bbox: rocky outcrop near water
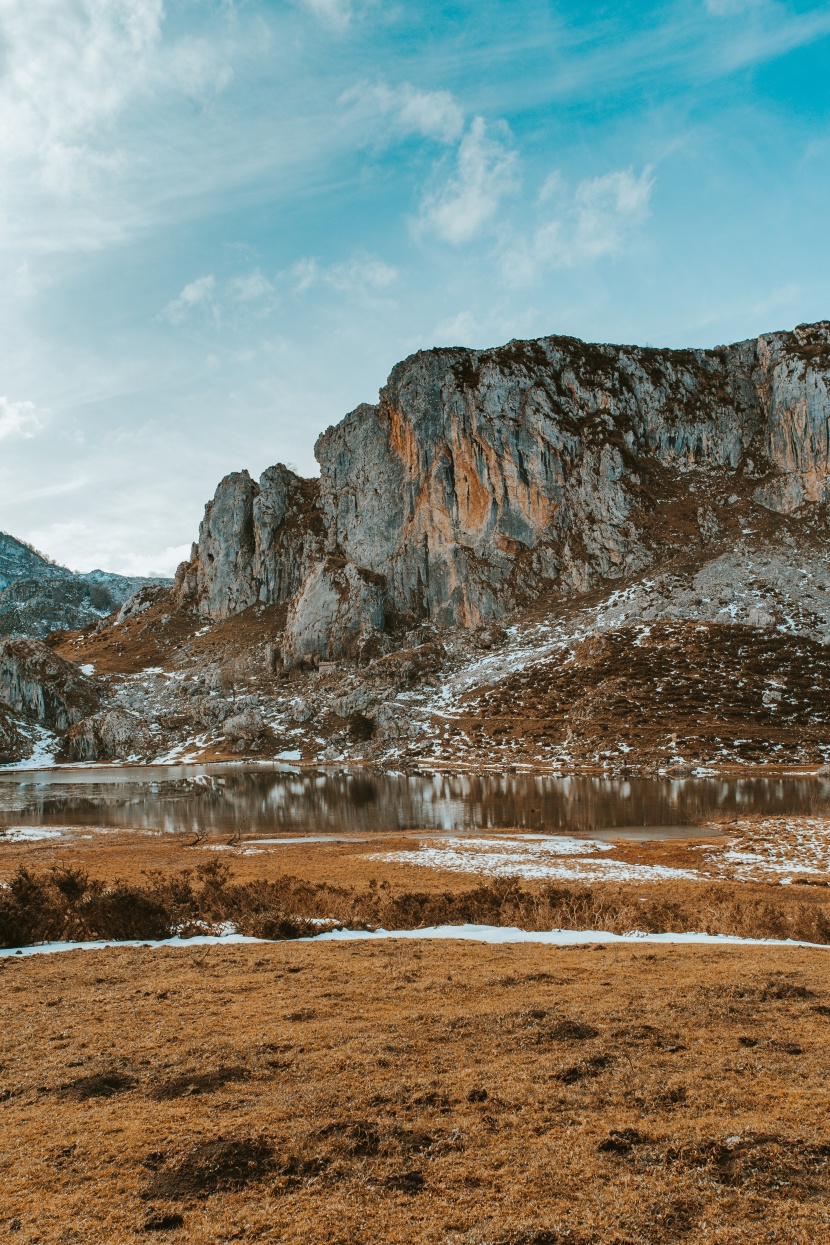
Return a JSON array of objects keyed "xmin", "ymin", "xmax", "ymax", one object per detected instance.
[
  {"xmin": 0, "ymin": 637, "xmax": 101, "ymax": 731},
  {"xmin": 63, "ymin": 707, "xmax": 151, "ymax": 763},
  {"xmin": 18, "ymin": 318, "xmax": 828, "ymax": 775},
  {"xmin": 174, "ymin": 322, "xmax": 830, "ymax": 661}
]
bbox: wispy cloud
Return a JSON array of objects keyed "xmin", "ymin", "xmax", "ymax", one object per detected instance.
[
  {"xmin": 161, "ymin": 275, "xmax": 219, "ymax": 326},
  {"xmin": 341, "ymin": 81, "xmax": 464, "ymax": 144},
  {"xmin": 704, "ymin": 0, "xmax": 766, "ymax": 14},
  {"xmin": 418, "ymin": 117, "xmax": 519, "ymax": 244},
  {"xmin": 290, "ymin": 255, "xmax": 397, "ymax": 294},
  {"xmin": 0, "ymin": 0, "xmax": 236, "ymax": 255},
  {"xmin": 0, "ymin": 396, "xmax": 42, "ymax": 442},
  {"xmin": 228, "ymin": 269, "xmax": 276, "ymax": 303},
  {"xmin": 504, "ymin": 166, "xmax": 655, "ymax": 284},
  {"xmin": 296, "ymin": 0, "xmax": 353, "ymax": 30}
]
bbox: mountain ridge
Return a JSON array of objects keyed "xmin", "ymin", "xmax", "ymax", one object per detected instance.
[{"xmin": 0, "ymin": 530, "xmax": 171, "ymax": 640}]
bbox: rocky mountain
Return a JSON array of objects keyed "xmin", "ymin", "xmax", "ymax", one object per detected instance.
[
  {"xmin": 0, "ymin": 531, "xmax": 170, "ymax": 639},
  {"xmin": 3, "ymin": 319, "xmax": 830, "ymax": 773},
  {"xmin": 174, "ymin": 321, "xmax": 830, "ymax": 658}
]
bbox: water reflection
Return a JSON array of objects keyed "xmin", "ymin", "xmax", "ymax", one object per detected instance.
[{"xmin": 0, "ymin": 765, "xmax": 827, "ymax": 838}]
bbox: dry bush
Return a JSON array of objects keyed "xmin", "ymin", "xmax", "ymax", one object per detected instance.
[{"xmin": 4, "ymin": 861, "xmax": 830, "ymax": 948}]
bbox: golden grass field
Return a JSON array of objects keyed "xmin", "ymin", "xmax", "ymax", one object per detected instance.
[
  {"xmin": 3, "ymin": 822, "xmax": 830, "ymax": 1243},
  {"xmin": 3, "ymin": 936, "xmax": 830, "ymax": 1244}
]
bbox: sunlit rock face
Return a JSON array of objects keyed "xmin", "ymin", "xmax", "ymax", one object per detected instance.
[
  {"xmin": 178, "ymin": 322, "xmax": 830, "ymax": 650},
  {"xmin": 755, "ymin": 323, "xmax": 830, "ymax": 512}
]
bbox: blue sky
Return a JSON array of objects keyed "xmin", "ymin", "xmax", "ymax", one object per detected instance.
[{"xmin": 0, "ymin": 0, "xmax": 828, "ymax": 576}]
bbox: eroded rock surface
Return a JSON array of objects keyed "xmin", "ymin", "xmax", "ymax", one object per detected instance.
[
  {"xmin": 63, "ymin": 707, "xmax": 151, "ymax": 763},
  {"xmin": 0, "ymin": 637, "xmax": 101, "ymax": 730},
  {"xmin": 282, "ymin": 558, "xmax": 387, "ymax": 666},
  {"xmin": 179, "ymin": 466, "xmax": 324, "ymax": 619}
]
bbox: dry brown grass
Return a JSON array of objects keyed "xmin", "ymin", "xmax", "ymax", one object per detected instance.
[{"xmin": 2, "ymin": 939, "xmax": 830, "ymax": 1243}]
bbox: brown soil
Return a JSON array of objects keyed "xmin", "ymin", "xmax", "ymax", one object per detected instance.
[
  {"xmin": 3, "ymin": 938, "xmax": 830, "ymax": 1243},
  {"xmin": 449, "ymin": 621, "xmax": 830, "ymax": 769},
  {"xmin": 51, "ymin": 599, "xmax": 289, "ymax": 680}
]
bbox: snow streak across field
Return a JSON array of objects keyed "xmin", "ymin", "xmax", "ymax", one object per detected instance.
[
  {"xmin": 370, "ymin": 835, "xmax": 700, "ymax": 883},
  {"xmin": 371, "ymin": 820, "xmax": 830, "ymax": 885},
  {"xmin": 709, "ymin": 818, "xmax": 830, "ymax": 881}
]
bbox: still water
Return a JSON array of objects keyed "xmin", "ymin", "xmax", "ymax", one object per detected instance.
[{"xmin": 0, "ymin": 763, "xmax": 826, "ymax": 840}]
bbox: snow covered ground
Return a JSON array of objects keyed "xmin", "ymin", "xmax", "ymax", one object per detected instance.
[
  {"xmin": 370, "ymin": 821, "xmax": 830, "ymax": 885},
  {"xmin": 703, "ymin": 817, "xmax": 830, "ymax": 882}
]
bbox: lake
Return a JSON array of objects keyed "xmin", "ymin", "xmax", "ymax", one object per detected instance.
[{"xmin": 0, "ymin": 764, "xmax": 826, "ymax": 841}]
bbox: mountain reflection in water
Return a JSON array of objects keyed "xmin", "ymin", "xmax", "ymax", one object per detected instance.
[{"xmin": 0, "ymin": 766, "xmax": 828, "ymax": 839}]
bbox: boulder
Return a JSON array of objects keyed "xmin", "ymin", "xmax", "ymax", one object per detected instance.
[
  {"xmin": 63, "ymin": 708, "xmax": 152, "ymax": 762},
  {"xmin": 222, "ymin": 708, "xmax": 264, "ymax": 743},
  {"xmin": 115, "ymin": 583, "xmax": 170, "ymax": 624}
]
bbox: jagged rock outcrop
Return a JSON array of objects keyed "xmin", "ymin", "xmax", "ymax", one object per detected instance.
[
  {"xmin": 115, "ymin": 583, "xmax": 169, "ymax": 625},
  {"xmin": 175, "ymin": 321, "xmax": 830, "ymax": 655},
  {"xmin": 63, "ymin": 707, "xmax": 150, "ymax": 762},
  {"xmin": 0, "ymin": 702, "xmax": 30, "ymax": 765},
  {"xmin": 0, "ymin": 637, "xmax": 102, "ymax": 730},
  {"xmin": 177, "ymin": 465, "xmax": 324, "ymax": 618}
]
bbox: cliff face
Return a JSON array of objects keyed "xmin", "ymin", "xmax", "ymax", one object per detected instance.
[
  {"xmin": 177, "ymin": 322, "xmax": 830, "ymax": 656},
  {"xmin": 182, "ymin": 465, "xmax": 324, "ymax": 621},
  {"xmin": 0, "ymin": 637, "xmax": 101, "ymax": 732}
]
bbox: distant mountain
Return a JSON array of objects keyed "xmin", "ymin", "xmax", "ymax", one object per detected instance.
[
  {"xmin": 0, "ymin": 531, "xmax": 171, "ymax": 639},
  {"xmin": 0, "ymin": 532, "xmax": 65, "ymax": 592}
]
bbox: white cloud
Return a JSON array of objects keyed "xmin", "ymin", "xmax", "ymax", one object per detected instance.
[
  {"xmin": 0, "ymin": 2, "xmax": 165, "ymax": 179},
  {"xmin": 0, "ymin": 396, "xmax": 42, "ymax": 442},
  {"xmin": 341, "ymin": 81, "xmax": 464, "ymax": 144},
  {"xmin": 505, "ymin": 166, "xmax": 655, "ymax": 284},
  {"xmin": 297, "ymin": 0, "xmax": 352, "ymax": 30},
  {"xmin": 290, "ymin": 255, "xmax": 397, "ymax": 295},
  {"xmin": 0, "ymin": 0, "xmax": 235, "ymax": 254},
  {"xmin": 419, "ymin": 117, "xmax": 519, "ymax": 245},
  {"xmin": 228, "ymin": 269, "xmax": 275, "ymax": 303},
  {"xmin": 704, "ymin": 0, "xmax": 766, "ymax": 13},
  {"xmin": 161, "ymin": 275, "xmax": 219, "ymax": 325},
  {"xmin": 571, "ymin": 166, "xmax": 655, "ymax": 260}
]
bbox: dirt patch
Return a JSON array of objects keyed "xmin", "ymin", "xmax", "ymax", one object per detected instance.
[
  {"xmin": 149, "ymin": 1066, "xmax": 250, "ymax": 1101},
  {"xmin": 60, "ymin": 1070, "xmax": 135, "ymax": 1100},
  {"xmin": 666, "ymin": 1133, "xmax": 830, "ymax": 1194},
  {"xmin": 140, "ymin": 1212, "xmax": 185, "ymax": 1232},
  {"xmin": 554, "ymin": 1053, "xmax": 613, "ymax": 1084},
  {"xmin": 144, "ymin": 1137, "xmax": 276, "ymax": 1201}
]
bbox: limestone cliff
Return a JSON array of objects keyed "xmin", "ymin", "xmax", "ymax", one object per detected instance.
[
  {"xmin": 0, "ymin": 637, "xmax": 101, "ymax": 731},
  {"xmin": 176, "ymin": 321, "xmax": 830, "ymax": 657}
]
